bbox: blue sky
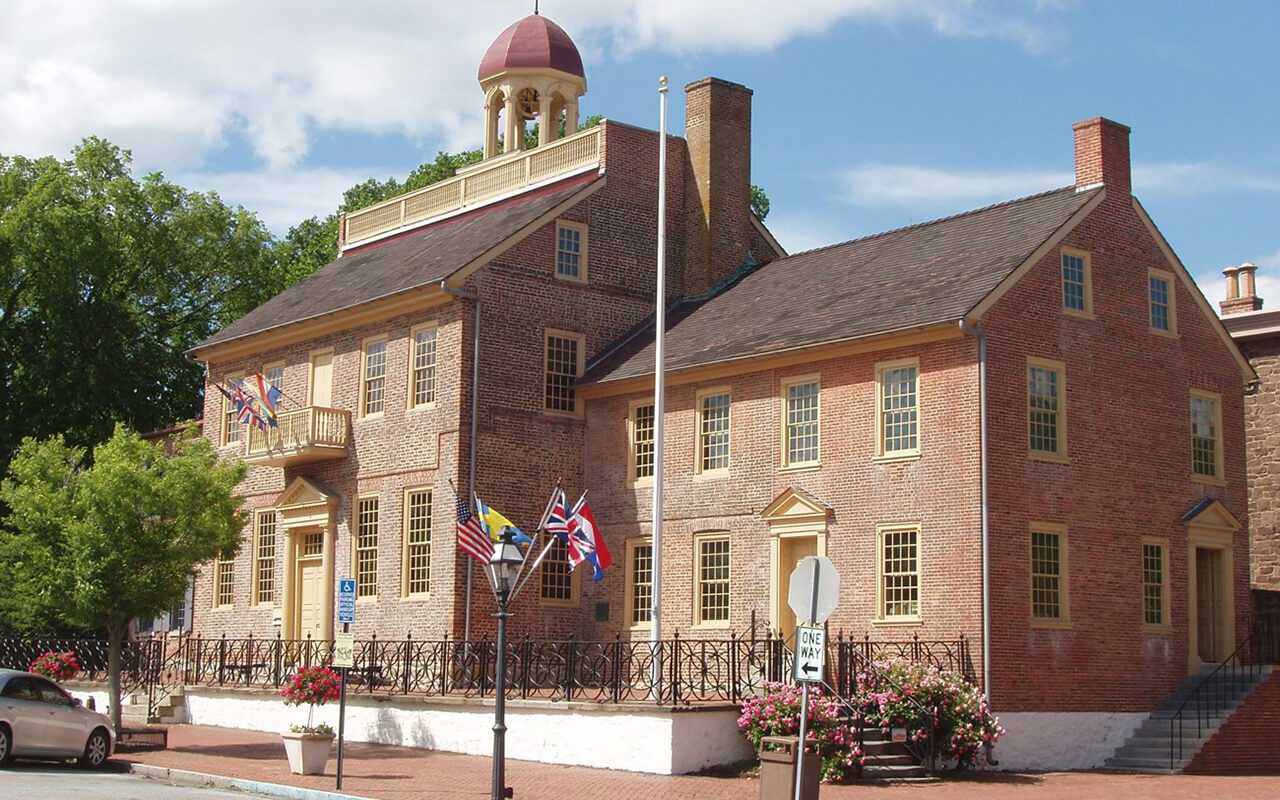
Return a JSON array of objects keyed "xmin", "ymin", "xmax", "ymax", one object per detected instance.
[{"xmin": 3, "ymin": 1, "xmax": 1277, "ymax": 305}]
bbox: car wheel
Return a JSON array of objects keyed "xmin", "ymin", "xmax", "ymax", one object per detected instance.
[
  {"xmin": 79, "ymin": 728, "xmax": 110, "ymax": 769},
  {"xmin": 0, "ymin": 723, "xmax": 12, "ymax": 766}
]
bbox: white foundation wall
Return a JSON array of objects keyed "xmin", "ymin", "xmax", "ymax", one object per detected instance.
[
  {"xmin": 990, "ymin": 712, "xmax": 1147, "ymax": 771},
  {"xmin": 183, "ymin": 689, "xmax": 751, "ymax": 775}
]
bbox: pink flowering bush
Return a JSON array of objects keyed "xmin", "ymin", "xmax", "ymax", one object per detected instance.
[
  {"xmin": 281, "ymin": 666, "xmax": 341, "ymax": 734},
  {"xmin": 29, "ymin": 651, "xmax": 80, "ymax": 682},
  {"xmin": 738, "ymin": 681, "xmax": 863, "ymax": 783},
  {"xmin": 855, "ymin": 659, "xmax": 1002, "ymax": 768}
]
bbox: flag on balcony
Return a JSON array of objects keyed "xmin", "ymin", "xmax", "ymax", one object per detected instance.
[
  {"xmin": 238, "ymin": 375, "xmax": 282, "ymax": 428},
  {"xmin": 567, "ymin": 494, "xmax": 610, "ymax": 582},
  {"xmin": 475, "ymin": 494, "xmax": 533, "ymax": 547},
  {"xmin": 455, "ymin": 490, "xmax": 492, "ymax": 564},
  {"xmin": 222, "ymin": 380, "xmax": 267, "ymax": 431}
]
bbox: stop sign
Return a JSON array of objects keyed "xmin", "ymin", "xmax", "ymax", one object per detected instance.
[{"xmin": 787, "ymin": 556, "xmax": 839, "ymax": 624}]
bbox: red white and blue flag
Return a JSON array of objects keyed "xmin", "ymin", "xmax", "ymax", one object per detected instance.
[
  {"xmin": 455, "ymin": 490, "xmax": 493, "ymax": 564},
  {"xmin": 547, "ymin": 489, "xmax": 611, "ymax": 582}
]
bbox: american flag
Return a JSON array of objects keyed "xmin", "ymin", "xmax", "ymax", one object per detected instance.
[{"xmin": 456, "ymin": 491, "xmax": 493, "ymax": 564}]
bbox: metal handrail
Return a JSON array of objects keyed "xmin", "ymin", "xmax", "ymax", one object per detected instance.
[{"xmin": 1168, "ymin": 621, "xmax": 1268, "ymax": 770}]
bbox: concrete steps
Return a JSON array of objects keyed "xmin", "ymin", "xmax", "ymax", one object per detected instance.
[{"xmin": 859, "ymin": 732, "xmax": 931, "ymax": 781}]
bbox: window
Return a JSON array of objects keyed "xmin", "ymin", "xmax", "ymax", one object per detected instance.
[
  {"xmin": 697, "ymin": 389, "xmax": 731, "ymax": 474},
  {"xmin": 264, "ymin": 363, "xmax": 284, "ymax": 391},
  {"xmin": 254, "ymin": 511, "xmax": 276, "ymax": 605},
  {"xmin": 630, "ymin": 401, "xmax": 655, "ymax": 482},
  {"xmin": 877, "ymin": 525, "xmax": 920, "ymax": 621},
  {"xmin": 1061, "ymin": 248, "xmax": 1092, "ymax": 315},
  {"xmin": 1149, "ymin": 270, "xmax": 1176, "ymax": 334},
  {"xmin": 626, "ymin": 538, "xmax": 654, "ymax": 627},
  {"xmin": 544, "ymin": 331, "xmax": 583, "ymax": 414},
  {"xmin": 410, "ymin": 325, "xmax": 437, "ymax": 408},
  {"xmin": 1191, "ymin": 390, "xmax": 1223, "ymax": 482},
  {"xmin": 404, "ymin": 489, "xmax": 431, "ymax": 596},
  {"xmin": 361, "ymin": 338, "xmax": 387, "ymax": 417},
  {"xmin": 540, "ymin": 538, "xmax": 576, "ymax": 604},
  {"xmin": 555, "ymin": 220, "xmax": 588, "ymax": 282},
  {"xmin": 221, "ymin": 373, "xmax": 242, "ymax": 446},
  {"xmin": 356, "ymin": 496, "xmax": 379, "ymax": 599},
  {"xmin": 877, "ymin": 361, "xmax": 919, "ymax": 458},
  {"xmin": 214, "ymin": 555, "xmax": 234, "ymax": 608},
  {"xmin": 302, "ymin": 531, "xmax": 324, "ymax": 556},
  {"xmin": 1027, "ymin": 358, "xmax": 1067, "ymax": 460},
  {"xmin": 1143, "ymin": 538, "xmax": 1169, "ymax": 628},
  {"xmin": 694, "ymin": 534, "xmax": 730, "ymax": 626},
  {"xmin": 782, "ymin": 377, "xmax": 820, "ymax": 467},
  {"xmin": 1030, "ymin": 525, "xmax": 1069, "ymax": 624}
]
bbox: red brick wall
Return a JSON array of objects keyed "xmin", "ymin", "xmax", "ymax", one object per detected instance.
[
  {"xmin": 1185, "ymin": 669, "xmax": 1280, "ymax": 774},
  {"xmin": 982, "ymin": 186, "xmax": 1250, "ymax": 712}
]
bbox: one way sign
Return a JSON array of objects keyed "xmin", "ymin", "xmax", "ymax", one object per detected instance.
[{"xmin": 793, "ymin": 625, "xmax": 826, "ymax": 683}]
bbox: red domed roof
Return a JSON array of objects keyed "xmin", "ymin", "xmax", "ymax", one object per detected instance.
[{"xmin": 478, "ymin": 14, "xmax": 584, "ymax": 81}]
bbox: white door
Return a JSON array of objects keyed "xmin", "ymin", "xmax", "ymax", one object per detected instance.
[
  {"xmin": 297, "ymin": 561, "xmax": 325, "ymax": 640},
  {"xmin": 310, "ymin": 352, "xmax": 333, "ymax": 408}
]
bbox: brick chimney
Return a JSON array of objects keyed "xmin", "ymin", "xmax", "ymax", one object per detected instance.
[
  {"xmin": 1073, "ymin": 117, "xmax": 1131, "ymax": 195},
  {"xmin": 683, "ymin": 77, "xmax": 753, "ymax": 298},
  {"xmin": 1221, "ymin": 262, "xmax": 1264, "ymax": 315}
]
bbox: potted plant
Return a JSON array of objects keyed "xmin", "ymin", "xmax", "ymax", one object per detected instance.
[
  {"xmin": 29, "ymin": 651, "xmax": 80, "ymax": 682},
  {"xmin": 280, "ymin": 665, "xmax": 341, "ymax": 774}
]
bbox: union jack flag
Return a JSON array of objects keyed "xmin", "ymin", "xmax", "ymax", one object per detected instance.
[
  {"xmin": 455, "ymin": 490, "xmax": 493, "ymax": 564},
  {"xmin": 545, "ymin": 489, "xmax": 611, "ymax": 582}
]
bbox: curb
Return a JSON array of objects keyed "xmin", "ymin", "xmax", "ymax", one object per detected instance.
[{"xmin": 127, "ymin": 762, "xmax": 377, "ymax": 800}]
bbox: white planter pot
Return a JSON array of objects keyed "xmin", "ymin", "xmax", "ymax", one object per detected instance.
[{"xmin": 281, "ymin": 731, "xmax": 334, "ymax": 775}]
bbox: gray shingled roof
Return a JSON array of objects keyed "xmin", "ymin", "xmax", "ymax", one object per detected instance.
[
  {"xmin": 583, "ymin": 186, "xmax": 1100, "ymax": 385},
  {"xmin": 192, "ymin": 177, "xmax": 600, "ymax": 353}
]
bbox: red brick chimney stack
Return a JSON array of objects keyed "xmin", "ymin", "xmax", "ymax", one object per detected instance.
[
  {"xmin": 1221, "ymin": 262, "xmax": 1264, "ymax": 315},
  {"xmin": 1073, "ymin": 117, "xmax": 1131, "ymax": 196},
  {"xmin": 683, "ymin": 77, "xmax": 753, "ymax": 297}
]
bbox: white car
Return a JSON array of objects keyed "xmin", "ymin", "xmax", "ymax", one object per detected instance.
[{"xmin": 0, "ymin": 668, "xmax": 115, "ymax": 768}]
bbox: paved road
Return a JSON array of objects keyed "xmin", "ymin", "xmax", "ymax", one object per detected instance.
[{"xmin": 2, "ymin": 762, "xmax": 277, "ymax": 799}]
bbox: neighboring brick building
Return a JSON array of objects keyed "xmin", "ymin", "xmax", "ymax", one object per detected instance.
[{"xmin": 186, "ymin": 11, "xmax": 1255, "ymax": 767}]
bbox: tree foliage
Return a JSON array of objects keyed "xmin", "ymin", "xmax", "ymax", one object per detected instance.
[
  {"xmin": 0, "ymin": 139, "xmax": 280, "ymax": 473},
  {"xmin": 0, "ymin": 425, "xmax": 246, "ymax": 726}
]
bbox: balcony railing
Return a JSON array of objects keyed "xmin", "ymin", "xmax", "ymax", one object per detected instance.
[
  {"xmin": 341, "ymin": 125, "xmax": 602, "ymax": 248},
  {"xmin": 244, "ymin": 406, "xmax": 351, "ymax": 467}
]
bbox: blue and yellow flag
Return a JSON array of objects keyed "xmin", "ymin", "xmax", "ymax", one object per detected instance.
[{"xmin": 475, "ymin": 494, "xmax": 533, "ymax": 546}]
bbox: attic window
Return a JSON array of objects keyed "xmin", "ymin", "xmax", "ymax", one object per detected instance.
[
  {"xmin": 555, "ymin": 220, "xmax": 588, "ymax": 283},
  {"xmin": 1061, "ymin": 248, "xmax": 1093, "ymax": 317}
]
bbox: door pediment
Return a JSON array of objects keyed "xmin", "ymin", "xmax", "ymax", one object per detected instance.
[
  {"xmin": 761, "ymin": 487, "xmax": 832, "ymax": 531},
  {"xmin": 275, "ymin": 477, "xmax": 340, "ymax": 529},
  {"xmin": 1182, "ymin": 498, "xmax": 1241, "ymax": 532}
]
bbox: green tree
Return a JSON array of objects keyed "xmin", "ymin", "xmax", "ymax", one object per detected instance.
[
  {"xmin": 750, "ymin": 184, "xmax": 770, "ymax": 220},
  {"xmin": 0, "ymin": 425, "xmax": 247, "ymax": 728},
  {"xmin": 0, "ymin": 138, "xmax": 280, "ymax": 473}
]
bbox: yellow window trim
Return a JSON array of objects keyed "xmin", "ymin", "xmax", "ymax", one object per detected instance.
[
  {"xmin": 359, "ymin": 335, "xmax": 389, "ymax": 419},
  {"xmin": 407, "ymin": 322, "xmax": 439, "ymax": 411},
  {"xmin": 625, "ymin": 536, "xmax": 654, "ymax": 630},
  {"xmin": 1147, "ymin": 267, "xmax": 1179, "ymax": 338},
  {"xmin": 252, "ymin": 509, "xmax": 276, "ymax": 607},
  {"xmin": 554, "ymin": 219, "xmax": 589, "ymax": 284},
  {"xmin": 401, "ymin": 486, "xmax": 432, "ymax": 598},
  {"xmin": 1060, "ymin": 246, "xmax": 1095, "ymax": 319},
  {"xmin": 1027, "ymin": 356, "xmax": 1069, "ymax": 463},
  {"xmin": 220, "ymin": 371, "xmax": 244, "ymax": 448},
  {"xmin": 543, "ymin": 328, "xmax": 585, "ymax": 419},
  {"xmin": 780, "ymin": 374, "xmax": 821, "ymax": 469},
  {"xmin": 874, "ymin": 358, "xmax": 921, "ymax": 460},
  {"xmin": 353, "ymin": 492, "xmax": 380, "ymax": 601},
  {"xmin": 213, "ymin": 555, "xmax": 235, "ymax": 609},
  {"xmin": 1141, "ymin": 535, "xmax": 1171, "ymax": 632},
  {"xmin": 539, "ymin": 537, "xmax": 581, "ymax": 608},
  {"xmin": 1189, "ymin": 388, "xmax": 1225, "ymax": 484},
  {"xmin": 875, "ymin": 522, "xmax": 922, "ymax": 623},
  {"xmin": 628, "ymin": 398, "xmax": 656, "ymax": 486},
  {"xmin": 695, "ymin": 386, "xmax": 732, "ymax": 478},
  {"xmin": 1029, "ymin": 522, "xmax": 1071, "ymax": 628},
  {"xmin": 692, "ymin": 531, "xmax": 731, "ymax": 628}
]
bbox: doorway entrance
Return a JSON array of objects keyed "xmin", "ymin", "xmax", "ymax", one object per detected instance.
[
  {"xmin": 778, "ymin": 536, "xmax": 817, "ymax": 639},
  {"xmin": 274, "ymin": 476, "xmax": 339, "ymax": 641},
  {"xmin": 295, "ymin": 530, "xmax": 326, "ymax": 640},
  {"xmin": 1184, "ymin": 499, "xmax": 1240, "ymax": 673},
  {"xmin": 1195, "ymin": 547, "xmax": 1225, "ymax": 664},
  {"xmin": 761, "ymin": 487, "xmax": 832, "ymax": 642}
]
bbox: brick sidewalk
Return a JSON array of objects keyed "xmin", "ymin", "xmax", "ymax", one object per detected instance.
[{"xmin": 118, "ymin": 725, "xmax": 1280, "ymax": 800}]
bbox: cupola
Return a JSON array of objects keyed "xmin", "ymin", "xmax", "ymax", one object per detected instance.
[{"xmin": 477, "ymin": 13, "xmax": 587, "ymax": 159}]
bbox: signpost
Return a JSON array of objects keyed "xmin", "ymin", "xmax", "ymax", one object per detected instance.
[
  {"xmin": 786, "ymin": 557, "xmax": 840, "ymax": 800},
  {"xmin": 335, "ymin": 579, "xmax": 356, "ymax": 790}
]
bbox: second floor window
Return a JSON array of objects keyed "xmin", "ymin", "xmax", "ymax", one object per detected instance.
[
  {"xmin": 544, "ymin": 332, "xmax": 582, "ymax": 414},
  {"xmin": 362, "ymin": 339, "xmax": 387, "ymax": 416},
  {"xmin": 698, "ymin": 391, "xmax": 731, "ymax": 473},
  {"xmin": 878, "ymin": 363, "xmax": 918, "ymax": 457},
  {"xmin": 411, "ymin": 326, "xmax": 437, "ymax": 408},
  {"xmin": 783, "ymin": 379, "xmax": 820, "ymax": 467},
  {"xmin": 1028, "ymin": 360, "xmax": 1066, "ymax": 458},
  {"xmin": 631, "ymin": 403, "xmax": 655, "ymax": 480},
  {"xmin": 1149, "ymin": 273, "xmax": 1173, "ymax": 332},
  {"xmin": 1062, "ymin": 249, "xmax": 1091, "ymax": 314},
  {"xmin": 555, "ymin": 221, "xmax": 587, "ymax": 282},
  {"xmin": 1190, "ymin": 391, "xmax": 1222, "ymax": 480}
]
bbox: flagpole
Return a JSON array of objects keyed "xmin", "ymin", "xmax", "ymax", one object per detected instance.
[
  {"xmin": 650, "ymin": 76, "xmax": 668, "ymax": 689},
  {"xmin": 507, "ymin": 481, "xmax": 561, "ymax": 597}
]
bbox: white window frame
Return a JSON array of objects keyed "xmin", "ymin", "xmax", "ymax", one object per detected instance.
[
  {"xmin": 695, "ymin": 387, "xmax": 732, "ymax": 477},
  {"xmin": 407, "ymin": 323, "xmax": 438, "ymax": 410},
  {"xmin": 875, "ymin": 359, "xmax": 920, "ymax": 460},
  {"xmin": 359, "ymin": 336, "xmax": 389, "ymax": 418},
  {"xmin": 693, "ymin": 532, "xmax": 731, "ymax": 628},
  {"xmin": 780, "ymin": 375, "xmax": 821, "ymax": 469},
  {"xmin": 875, "ymin": 523, "xmax": 922, "ymax": 624}
]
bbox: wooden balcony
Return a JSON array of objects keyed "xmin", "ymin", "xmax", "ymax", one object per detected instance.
[{"xmin": 244, "ymin": 407, "xmax": 351, "ymax": 467}]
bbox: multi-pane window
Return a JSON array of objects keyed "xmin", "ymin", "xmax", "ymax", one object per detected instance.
[
  {"xmin": 544, "ymin": 332, "xmax": 582, "ymax": 413},
  {"xmin": 1031, "ymin": 529, "xmax": 1066, "ymax": 622},
  {"xmin": 1143, "ymin": 541, "xmax": 1167, "ymax": 627},
  {"xmin": 878, "ymin": 363, "xmax": 919, "ymax": 456},
  {"xmin": 879, "ymin": 526, "xmax": 919, "ymax": 619},
  {"xmin": 1149, "ymin": 274, "xmax": 1172, "ymax": 332},
  {"xmin": 555, "ymin": 221, "xmax": 587, "ymax": 281},
  {"xmin": 628, "ymin": 540, "xmax": 654, "ymax": 626},
  {"xmin": 411, "ymin": 327, "xmax": 437, "ymax": 408},
  {"xmin": 265, "ymin": 364, "xmax": 284, "ymax": 391},
  {"xmin": 356, "ymin": 496, "xmax": 379, "ymax": 598},
  {"xmin": 695, "ymin": 535, "xmax": 731, "ymax": 625},
  {"xmin": 698, "ymin": 391, "xmax": 731, "ymax": 473},
  {"xmin": 1191, "ymin": 392, "xmax": 1222, "ymax": 480},
  {"xmin": 540, "ymin": 538, "xmax": 574, "ymax": 603},
  {"xmin": 362, "ymin": 339, "xmax": 387, "ymax": 416},
  {"xmin": 302, "ymin": 531, "xmax": 324, "ymax": 557},
  {"xmin": 1062, "ymin": 250, "xmax": 1090, "ymax": 313},
  {"xmin": 215, "ymin": 555, "xmax": 234, "ymax": 607},
  {"xmin": 784, "ymin": 379, "xmax": 820, "ymax": 466},
  {"xmin": 254, "ymin": 511, "xmax": 276, "ymax": 605},
  {"xmin": 404, "ymin": 490, "xmax": 431, "ymax": 596},
  {"xmin": 222, "ymin": 374, "xmax": 242, "ymax": 446},
  {"xmin": 631, "ymin": 403, "xmax": 655, "ymax": 481},
  {"xmin": 1028, "ymin": 360, "xmax": 1065, "ymax": 457}
]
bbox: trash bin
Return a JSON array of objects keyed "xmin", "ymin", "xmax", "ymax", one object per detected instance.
[{"xmin": 759, "ymin": 736, "xmax": 820, "ymax": 800}]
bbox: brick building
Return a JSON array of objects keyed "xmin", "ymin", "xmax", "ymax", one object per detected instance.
[{"xmin": 187, "ymin": 12, "xmax": 1254, "ymax": 765}]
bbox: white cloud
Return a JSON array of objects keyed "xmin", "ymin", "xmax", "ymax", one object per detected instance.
[
  {"xmin": 839, "ymin": 163, "xmax": 1072, "ymax": 209},
  {"xmin": 764, "ymin": 210, "xmax": 853, "ymax": 255},
  {"xmin": 1133, "ymin": 163, "xmax": 1280, "ymax": 195}
]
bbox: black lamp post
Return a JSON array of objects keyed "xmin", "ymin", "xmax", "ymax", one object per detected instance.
[{"xmin": 486, "ymin": 527, "xmax": 523, "ymax": 800}]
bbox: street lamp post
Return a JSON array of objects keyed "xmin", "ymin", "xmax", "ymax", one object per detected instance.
[{"xmin": 486, "ymin": 528, "xmax": 523, "ymax": 800}]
